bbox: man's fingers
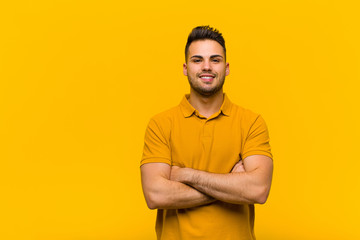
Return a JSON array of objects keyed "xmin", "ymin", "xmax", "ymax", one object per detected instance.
[
  {"xmin": 170, "ymin": 165, "xmax": 182, "ymax": 181},
  {"xmin": 231, "ymin": 160, "xmax": 245, "ymax": 173},
  {"xmin": 234, "ymin": 160, "xmax": 243, "ymax": 168}
]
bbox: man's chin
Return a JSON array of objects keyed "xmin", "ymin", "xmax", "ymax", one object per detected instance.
[{"xmin": 192, "ymin": 87, "xmax": 222, "ymax": 97}]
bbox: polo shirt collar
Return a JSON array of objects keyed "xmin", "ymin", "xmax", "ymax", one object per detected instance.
[{"xmin": 180, "ymin": 93, "xmax": 232, "ymax": 118}]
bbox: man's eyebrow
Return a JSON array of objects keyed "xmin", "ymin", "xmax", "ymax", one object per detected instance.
[
  {"xmin": 190, "ymin": 55, "xmax": 204, "ymax": 59},
  {"xmin": 210, "ymin": 55, "xmax": 223, "ymax": 58},
  {"xmin": 190, "ymin": 55, "xmax": 224, "ymax": 59}
]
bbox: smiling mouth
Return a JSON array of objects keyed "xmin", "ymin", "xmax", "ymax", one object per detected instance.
[{"xmin": 198, "ymin": 74, "xmax": 216, "ymax": 81}]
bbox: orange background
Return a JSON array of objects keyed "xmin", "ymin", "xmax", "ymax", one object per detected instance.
[{"xmin": 1, "ymin": 1, "xmax": 359, "ymax": 239}]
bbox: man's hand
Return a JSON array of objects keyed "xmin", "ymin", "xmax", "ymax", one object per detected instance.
[
  {"xmin": 170, "ymin": 165, "xmax": 186, "ymax": 182},
  {"xmin": 170, "ymin": 165, "xmax": 180, "ymax": 181},
  {"xmin": 231, "ymin": 160, "xmax": 245, "ymax": 173}
]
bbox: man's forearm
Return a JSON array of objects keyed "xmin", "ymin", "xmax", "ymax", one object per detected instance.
[
  {"xmin": 170, "ymin": 156, "xmax": 273, "ymax": 205},
  {"xmin": 141, "ymin": 163, "xmax": 215, "ymax": 210},
  {"xmin": 173, "ymin": 169, "xmax": 265, "ymax": 204},
  {"xmin": 145, "ymin": 177, "xmax": 215, "ymax": 209}
]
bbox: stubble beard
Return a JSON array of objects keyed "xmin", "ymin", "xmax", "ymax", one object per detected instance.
[{"xmin": 187, "ymin": 75, "xmax": 225, "ymax": 97}]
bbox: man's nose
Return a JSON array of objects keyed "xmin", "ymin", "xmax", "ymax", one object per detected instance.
[{"xmin": 202, "ymin": 60, "xmax": 211, "ymax": 71}]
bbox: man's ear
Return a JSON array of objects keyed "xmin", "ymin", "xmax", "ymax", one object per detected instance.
[
  {"xmin": 225, "ymin": 63, "xmax": 230, "ymax": 76},
  {"xmin": 183, "ymin": 63, "xmax": 188, "ymax": 76}
]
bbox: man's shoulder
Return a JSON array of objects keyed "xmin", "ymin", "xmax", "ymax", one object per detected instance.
[
  {"xmin": 229, "ymin": 102, "xmax": 268, "ymax": 135},
  {"xmin": 230, "ymin": 101, "xmax": 261, "ymax": 121}
]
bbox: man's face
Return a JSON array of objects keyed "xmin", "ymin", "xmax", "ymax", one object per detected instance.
[{"xmin": 183, "ymin": 39, "xmax": 229, "ymax": 97}]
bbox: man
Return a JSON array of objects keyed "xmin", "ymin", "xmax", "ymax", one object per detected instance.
[{"xmin": 140, "ymin": 26, "xmax": 273, "ymax": 240}]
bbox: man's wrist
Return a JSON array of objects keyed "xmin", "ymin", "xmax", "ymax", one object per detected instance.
[{"xmin": 180, "ymin": 168, "xmax": 195, "ymax": 185}]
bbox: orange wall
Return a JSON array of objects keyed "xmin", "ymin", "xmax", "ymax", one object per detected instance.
[{"xmin": 1, "ymin": 1, "xmax": 359, "ymax": 239}]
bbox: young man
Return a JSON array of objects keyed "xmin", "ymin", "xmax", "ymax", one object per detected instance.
[{"xmin": 140, "ymin": 26, "xmax": 273, "ymax": 240}]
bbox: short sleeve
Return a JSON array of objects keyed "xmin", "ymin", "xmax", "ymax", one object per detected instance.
[
  {"xmin": 140, "ymin": 118, "xmax": 171, "ymax": 166},
  {"xmin": 241, "ymin": 115, "xmax": 273, "ymax": 160}
]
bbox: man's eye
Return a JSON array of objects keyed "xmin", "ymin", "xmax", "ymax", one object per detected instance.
[
  {"xmin": 212, "ymin": 59, "xmax": 220, "ymax": 62},
  {"xmin": 193, "ymin": 59, "xmax": 201, "ymax": 63}
]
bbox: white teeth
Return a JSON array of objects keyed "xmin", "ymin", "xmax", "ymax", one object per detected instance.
[{"xmin": 201, "ymin": 76, "xmax": 213, "ymax": 79}]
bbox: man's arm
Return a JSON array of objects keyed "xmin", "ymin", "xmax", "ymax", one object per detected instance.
[
  {"xmin": 170, "ymin": 155, "xmax": 273, "ymax": 205},
  {"xmin": 141, "ymin": 162, "xmax": 215, "ymax": 210}
]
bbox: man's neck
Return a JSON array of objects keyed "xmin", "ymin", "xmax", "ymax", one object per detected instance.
[{"xmin": 188, "ymin": 89, "xmax": 224, "ymax": 118}]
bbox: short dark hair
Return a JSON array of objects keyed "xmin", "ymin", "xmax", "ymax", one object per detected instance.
[{"xmin": 185, "ymin": 25, "xmax": 226, "ymax": 61}]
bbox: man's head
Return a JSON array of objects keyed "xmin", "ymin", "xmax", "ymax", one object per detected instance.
[
  {"xmin": 183, "ymin": 26, "xmax": 229, "ymax": 97},
  {"xmin": 185, "ymin": 26, "xmax": 226, "ymax": 62}
]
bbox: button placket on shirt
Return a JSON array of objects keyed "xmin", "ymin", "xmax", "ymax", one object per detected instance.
[
  {"xmin": 203, "ymin": 119, "xmax": 213, "ymax": 138},
  {"xmin": 195, "ymin": 110, "xmax": 221, "ymax": 139}
]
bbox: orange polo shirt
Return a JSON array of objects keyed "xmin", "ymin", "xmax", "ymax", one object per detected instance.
[{"xmin": 141, "ymin": 94, "xmax": 272, "ymax": 240}]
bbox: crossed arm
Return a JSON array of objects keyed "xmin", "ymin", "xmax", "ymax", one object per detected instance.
[{"xmin": 141, "ymin": 155, "xmax": 273, "ymax": 209}]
